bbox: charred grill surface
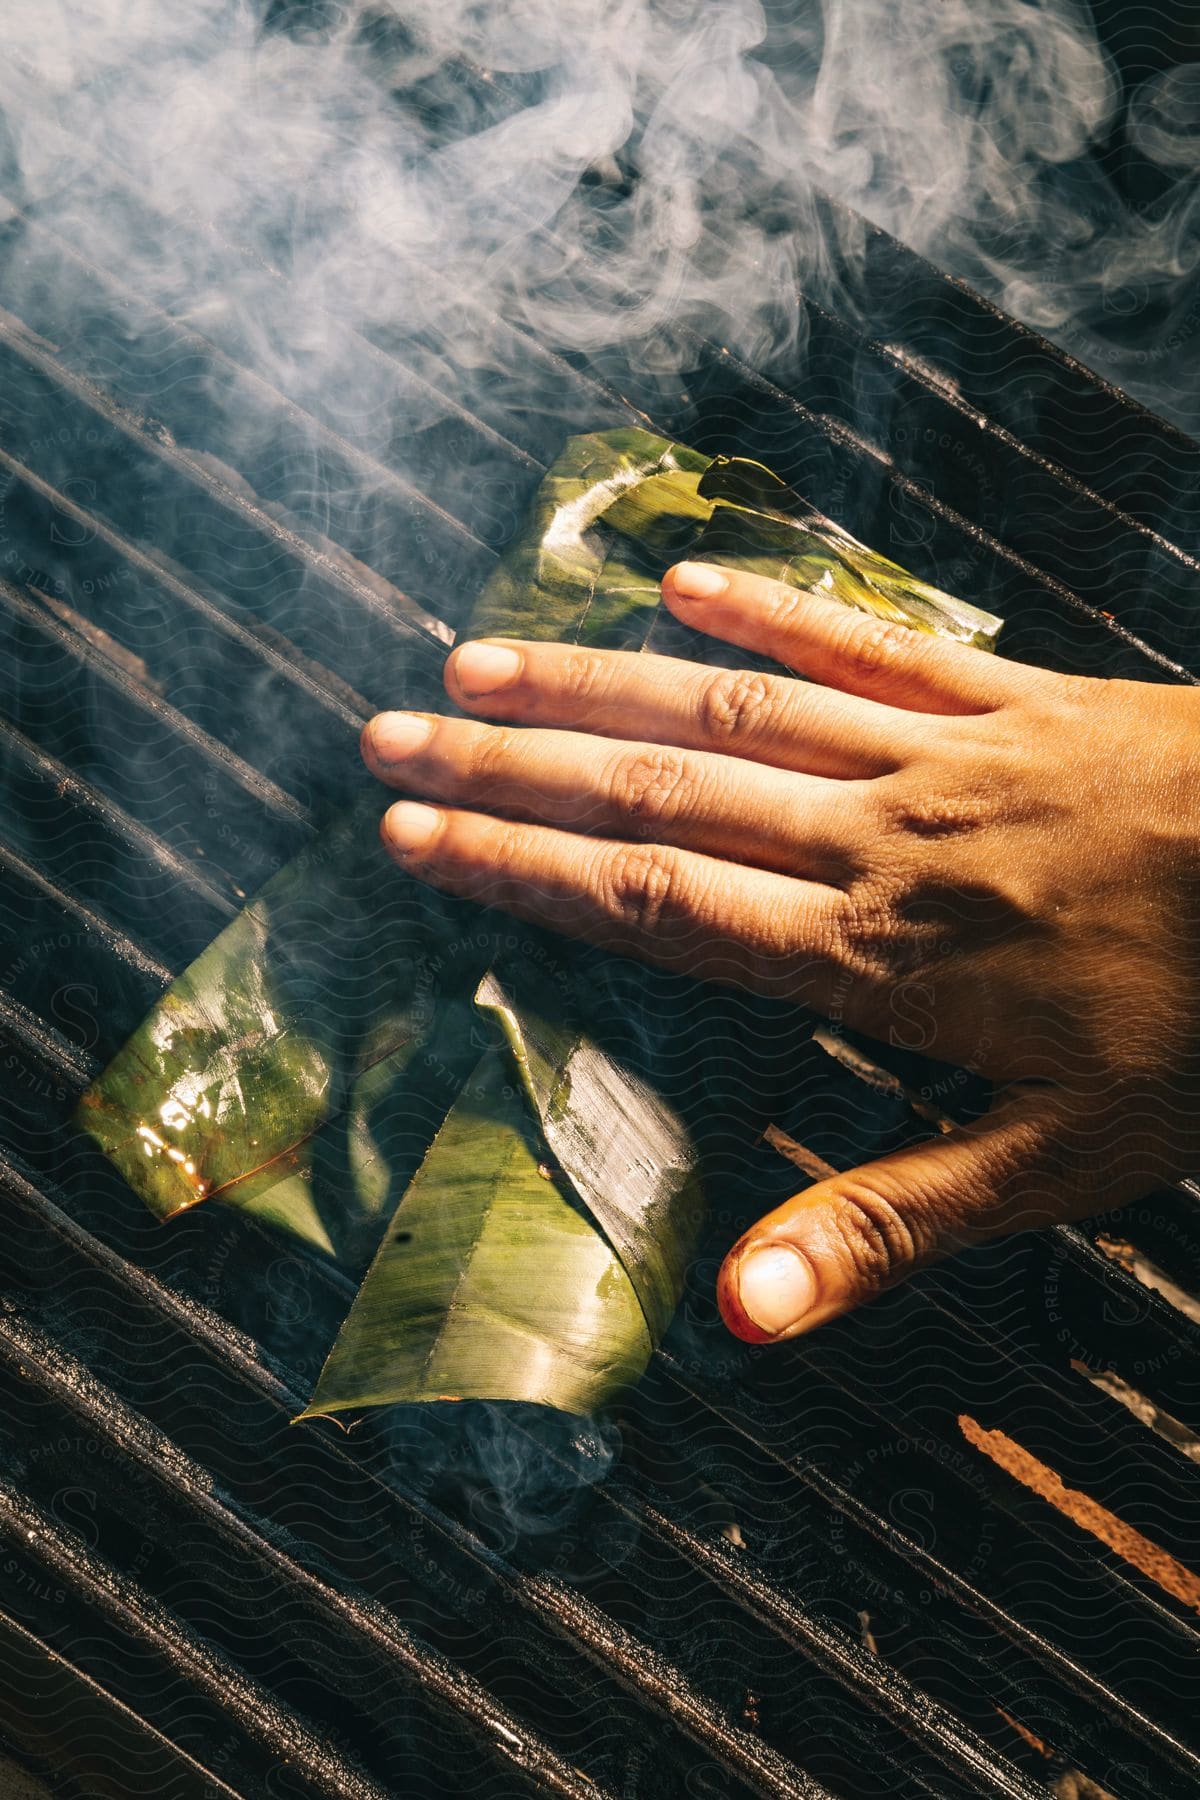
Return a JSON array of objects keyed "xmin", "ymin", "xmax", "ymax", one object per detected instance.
[{"xmin": 0, "ymin": 111, "xmax": 1197, "ymax": 1800}]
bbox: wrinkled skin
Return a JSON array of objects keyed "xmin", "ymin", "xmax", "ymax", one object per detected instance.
[{"xmin": 361, "ymin": 561, "xmax": 1200, "ymax": 1343}]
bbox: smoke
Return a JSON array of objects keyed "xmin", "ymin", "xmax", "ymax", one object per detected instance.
[
  {"xmin": 1, "ymin": 0, "xmax": 1196, "ymax": 1519},
  {"xmin": 1, "ymin": 0, "xmax": 1196, "ymax": 455}
]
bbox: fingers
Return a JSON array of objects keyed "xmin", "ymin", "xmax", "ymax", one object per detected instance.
[
  {"xmin": 662, "ymin": 562, "xmax": 1030, "ymax": 714},
  {"xmin": 379, "ymin": 798, "xmax": 856, "ymax": 1008},
  {"xmin": 718, "ymin": 1086, "xmax": 1101, "ymax": 1341},
  {"xmin": 362, "ymin": 711, "xmax": 871, "ymax": 880},
  {"xmin": 442, "ymin": 637, "xmax": 921, "ymax": 779}
]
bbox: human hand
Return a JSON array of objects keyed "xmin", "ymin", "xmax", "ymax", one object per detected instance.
[{"xmin": 361, "ymin": 562, "xmax": 1200, "ymax": 1343}]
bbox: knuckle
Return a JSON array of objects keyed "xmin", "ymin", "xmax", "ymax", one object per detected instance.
[
  {"xmin": 478, "ymin": 816, "xmax": 527, "ymax": 874},
  {"xmin": 467, "ymin": 724, "xmax": 526, "ymax": 783},
  {"xmin": 887, "ymin": 792, "xmax": 986, "ymax": 839},
  {"xmin": 837, "ymin": 615, "xmax": 916, "ymax": 681},
  {"xmin": 830, "ymin": 1181, "xmax": 921, "ymax": 1290},
  {"xmin": 596, "ymin": 842, "xmax": 685, "ymax": 935},
  {"xmin": 834, "ymin": 878, "xmax": 903, "ymax": 984},
  {"xmin": 766, "ymin": 581, "xmax": 808, "ymax": 635},
  {"xmin": 1053, "ymin": 670, "xmax": 1106, "ymax": 710},
  {"xmin": 555, "ymin": 649, "xmax": 608, "ymax": 711},
  {"xmin": 606, "ymin": 747, "xmax": 696, "ymax": 829},
  {"xmin": 697, "ymin": 668, "xmax": 776, "ymax": 744}
]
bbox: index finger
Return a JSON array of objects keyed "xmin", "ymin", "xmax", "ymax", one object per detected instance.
[{"xmin": 662, "ymin": 562, "xmax": 1033, "ymax": 714}]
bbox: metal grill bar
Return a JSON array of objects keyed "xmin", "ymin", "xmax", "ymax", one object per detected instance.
[
  {"xmin": 0, "ymin": 576, "xmax": 311, "ymax": 829},
  {"xmin": 0, "ymin": 308, "xmax": 457, "ymax": 665},
  {"xmin": 0, "ymin": 718, "xmax": 239, "ymax": 923},
  {"xmin": 0, "ymin": 1152, "xmax": 842, "ymax": 1800},
  {"xmin": 0, "ymin": 990, "xmax": 97, "ymax": 1096},
  {"xmin": 0, "ymin": 450, "xmax": 1194, "ymax": 1800},
  {"xmin": 799, "ymin": 296, "xmax": 1200, "ymax": 594},
  {"xmin": 7, "ymin": 500, "xmax": 1194, "ymax": 1612},
  {"xmin": 0, "ymin": 1482, "xmax": 394, "ymax": 1800},
  {"xmin": 12, "ymin": 55, "xmax": 1197, "ymax": 590},
  {"xmin": 3, "ymin": 693, "xmax": 1192, "ymax": 1793},
  {"xmin": 810, "ymin": 196, "xmax": 1200, "ymax": 530},
  {"xmin": 570, "ymin": 1467, "xmax": 1047, "ymax": 1800},
  {"xmin": 438, "ymin": 199, "xmax": 1200, "ymax": 679},
  {"xmin": 4, "ymin": 1018, "xmax": 1196, "ymax": 1800},
  {"xmin": 803, "ymin": 1037, "xmax": 1200, "ymax": 1424},
  {"xmin": 13, "ymin": 818, "xmax": 1192, "ymax": 1630},
  {"xmin": 20, "ymin": 103, "xmax": 1194, "ymax": 697},
  {"xmin": 2, "ymin": 75, "xmax": 1199, "ymax": 1797},
  {"xmin": 0, "ymin": 446, "xmax": 371, "ymax": 733},
  {"xmin": 0, "ymin": 840, "xmax": 171, "ymax": 987},
  {"xmin": 661, "ymin": 338, "xmax": 1200, "ymax": 684},
  {"xmin": 684, "ymin": 1323, "xmax": 1200, "ymax": 1695},
  {"xmin": 0, "ymin": 95, "xmax": 655, "ymax": 464},
  {"xmin": 0, "ymin": 1607, "xmax": 246, "ymax": 1800},
  {"xmin": 660, "ymin": 1353, "xmax": 1200, "ymax": 1793},
  {"xmin": 0, "ymin": 194, "xmax": 544, "ymax": 482},
  {"xmin": 0, "ymin": 1311, "xmax": 617, "ymax": 1800}
]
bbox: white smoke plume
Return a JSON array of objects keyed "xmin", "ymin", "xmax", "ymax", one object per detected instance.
[
  {"xmin": 1, "ymin": 0, "xmax": 1195, "ymax": 443},
  {"xmin": 1, "ymin": 0, "xmax": 1195, "ymax": 1519}
]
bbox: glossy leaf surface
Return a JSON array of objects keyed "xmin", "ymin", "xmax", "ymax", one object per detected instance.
[
  {"xmin": 300, "ymin": 1046, "xmax": 652, "ymax": 1418},
  {"xmin": 79, "ymin": 428, "xmax": 1001, "ymax": 1418}
]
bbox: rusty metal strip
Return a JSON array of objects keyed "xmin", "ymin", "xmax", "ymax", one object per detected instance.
[
  {"xmin": 659, "ymin": 1354, "xmax": 1200, "ymax": 1791},
  {"xmin": 959, "ymin": 1415, "xmax": 1200, "ymax": 1615}
]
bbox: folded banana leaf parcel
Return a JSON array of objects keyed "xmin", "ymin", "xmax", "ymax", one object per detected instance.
[{"xmin": 77, "ymin": 429, "xmax": 1002, "ymax": 1421}]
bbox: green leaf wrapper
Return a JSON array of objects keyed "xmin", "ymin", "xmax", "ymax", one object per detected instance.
[
  {"xmin": 77, "ymin": 430, "xmax": 1002, "ymax": 1419},
  {"xmin": 298, "ymin": 1046, "xmax": 653, "ymax": 1417}
]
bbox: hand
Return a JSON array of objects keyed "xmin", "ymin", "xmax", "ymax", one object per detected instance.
[{"xmin": 361, "ymin": 561, "xmax": 1200, "ymax": 1343}]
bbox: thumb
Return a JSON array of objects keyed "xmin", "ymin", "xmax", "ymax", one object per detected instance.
[{"xmin": 717, "ymin": 1085, "xmax": 1096, "ymax": 1343}]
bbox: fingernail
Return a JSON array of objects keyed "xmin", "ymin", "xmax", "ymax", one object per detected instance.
[
  {"xmin": 383, "ymin": 801, "xmax": 442, "ymax": 853},
  {"xmin": 453, "ymin": 641, "xmax": 522, "ymax": 696},
  {"xmin": 670, "ymin": 561, "xmax": 728, "ymax": 601},
  {"xmin": 367, "ymin": 711, "xmax": 433, "ymax": 762},
  {"xmin": 736, "ymin": 1244, "xmax": 816, "ymax": 1336}
]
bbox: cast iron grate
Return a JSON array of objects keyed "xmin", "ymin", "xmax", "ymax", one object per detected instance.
[{"xmin": 0, "ymin": 82, "xmax": 1198, "ymax": 1800}]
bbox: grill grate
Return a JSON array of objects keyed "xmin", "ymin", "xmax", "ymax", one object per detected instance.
[{"xmin": 0, "ymin": 103, "xmax": 1198, "ymax": 1800}]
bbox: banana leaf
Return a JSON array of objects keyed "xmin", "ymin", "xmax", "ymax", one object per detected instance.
[
  {"xmin": 77, "ymin": 428, "xmax": 1002, "ymax": 1419},
  {"xmin": 75, "ymin": 426, "xmax": 686, "ymax": 1243},
  {"xmin": 475, "ymin": 955, "xmax": 700, "ymax": 1344},
  {"xmin": 298, "ymin": 1043, "xmax": 653, "ymax": 1418},
  {"xmin": 75, "ymin": 809, "xmax": 491, "ymax": 1263},
  {"xmin": 604, "ymin": 452, "xmax": 1003, "ymax": 648}
]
